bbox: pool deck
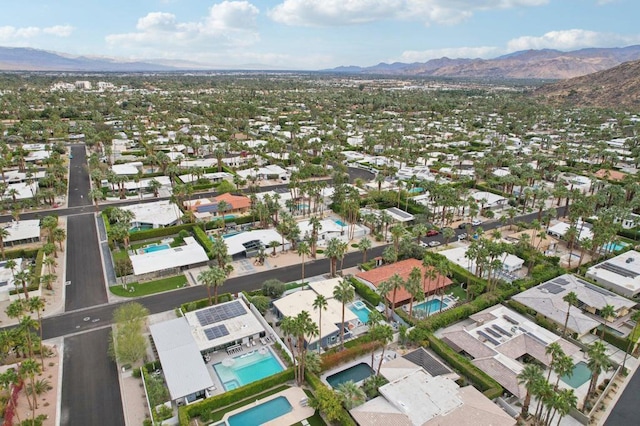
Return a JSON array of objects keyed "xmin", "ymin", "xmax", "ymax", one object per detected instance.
[{"xmin": 221, "ymin": 387, "xmax": 314, "ymax": 426}]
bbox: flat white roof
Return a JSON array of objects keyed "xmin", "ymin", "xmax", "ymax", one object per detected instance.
[
  {"xmin": 586, "ymin": 250, "xmax": 640, "ymax": 294},
  {"xmin": 183, "ymin": 299, "xmax": 266, "ymax": 352},
  {"xmin": 121, "ymin": 200, "xmax": 181, "ymax": 227},
  {"xmin": 149, "ymin": 318, "xmax": 214, "ymax": 400},
  {"xmin": 0, "ymin": 258, "xmax": 23, "ymax": 293},
  {"xmin": 130, "ymin": 237, "xmax": 208, "ymax": 275},
  {"xmin": 273, "ymin": 289, "xmax": 358, "ymax": 344},
  {"xmin": 223, "ymin": 229, "xmax": 286, "ymax": 257},
  {"xmin": 1, "ymin": 220, "xmax": 40, "ymax": 243},
  {"xmin": 439, "ymin": 246, "xmax": 523, "ymax": 272},
  {"xmin": 1, "ymin": 182, "xmax": 38, "ymax": 201},
  {"xmin": 111, "ymin": 162, "xmax": 142, "ymax": 175},
  {"xmin": 308, "ymin": 277, "xmax": 343, "ymax": 300}
]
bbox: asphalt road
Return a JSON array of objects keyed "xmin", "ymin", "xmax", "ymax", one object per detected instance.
[
  {"xmin": 605, "ymin": 366, "xmax": 640, "ymax": 425},
  {"xmin": 60, "ymin": 328, "xmax": 125, "ymax": 426},
  {"xmin": 67, "ymin": 144, "xmax": 92, "ymax": 208}
]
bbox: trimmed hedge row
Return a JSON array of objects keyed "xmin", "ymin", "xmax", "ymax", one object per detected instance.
[
  {"xmin": 601, "ymin": 327, "xmax": 630, "ymax": 351},
  {"xmin": 32, "ymin": 248, "xmax": 45, "ymax": 287},
  {"xmin": 427, "ymin": 334, "xmax": 503, "ymax": 400},
  {"xmin": 128, "ymin": 223, "xmax": 195, "ymax": 242},
  {"xmin": 305, "ymin": 371, "xmax": 358, "ymax": 426},
  {"xmin": 180, "ymin": 293, "xmax": 234, "ymax": 313},
  {"xmin": 349, "ymin": 277, "xmax": 382, "ymax": 307},
  {"xmin": 192, "ymin": 225, "xmax": 214, "ymax": 259},
  {"xmin": 321, "ymin": 340, "xmax": 381, "ymax": 371},
  {"xmin": 3, "ymin": 247, "xmax": 40, "ymax": 260},
  {"xmin": 179, "ymin": 368, "xmax": 295, "ymax": 425}
]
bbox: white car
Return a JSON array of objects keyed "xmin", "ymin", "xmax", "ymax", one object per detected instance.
[
  {"xmin": 471, "ymin": 219, "xmax": 482, "ymax": 226},
  {"xmin": 428, "ymin": 241, "xmax": 441, "ymax": 247}
]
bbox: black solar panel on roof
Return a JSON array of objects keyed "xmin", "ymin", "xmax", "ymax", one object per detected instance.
[
  {"xmin": 204, "ymin": 324, "xmax": 229, "ymax": 340},
  {"xmin": 478, "ymin": 330, "xmax": 501, "ymax": 346},
  {"xmin": 553, "ymin": 277, "xmax": 570, "ymax": 286},
  {"xmin": 403, "ymin": 348, "xmax": 452, "ymax": 376},
  {"xmin": 526, "ymin": 332, "xmax": 548, "ymax": 346},
  {"xmin": 504, "ymin": 315, "xmax": 519, "ymax": 325},
  {"xmin": 386, "ymin": 207, "xmax": 413, "ymax": 219},
  {"xmin": 195, "ymin": 301, "xmax": 247, "ymax": 326},
  {"xmin": 485, "ymin": 327, "xmax": 502, "ymax": 338},
  {"xmin": 492, "ymin": 324, "xmax": 513, "ymax": 337},
  {"xmin": 581, "ymin": 280, "xmax": 618, "ymax": 297},
  {"xmin": 541, "ymin": 282, "xmax": 564, "ymax": 294},
  {"xmin": 595, "ymin": 262, "xmax": 639, "ymax": 279}
]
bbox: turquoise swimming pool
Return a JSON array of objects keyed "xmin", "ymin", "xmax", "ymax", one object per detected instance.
[
  {"xmin": 227, "ymin": 396, "xmax": 292, "ymax": 426},
  {"xmin": 601, "ymin": 242, "xmax": 627, "ymax": 253},
  {"xmin": 144, "ymin": 244, "xmax": 170, "ymax": 253},
  {"xmin": 213, "ymin": 349, "xmax": 284, "ymax": 391},
  {"xmin": 334, "ymin": 219, "xmax": 347, "ymax": 227},
  {"xmin": 348, "ymin": 301, "xmax": 371, "ymax": 324},
  {"xmin": 561, "ymin": 361, "xmax": 592, "ymax": 388},
  {"xmin": 414, "ymin": 299, "xmax": 447, "ymax": 315},
  {"xmin": 326, "ymin": 363, "xmax": 374, "ymax": 388}
]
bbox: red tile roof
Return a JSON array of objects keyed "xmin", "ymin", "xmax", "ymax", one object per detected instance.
[
  {"xmin": 355, "ymin": 258, "xmax": 453, "ymax": 305},
  {"xmin": 213, "ymin": 193, "xmax": 251, "ymax": 210}
]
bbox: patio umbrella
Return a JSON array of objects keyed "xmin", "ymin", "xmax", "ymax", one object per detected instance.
[{"xmin": 222, "ymin": 357, "xmax": 235, "ymax": 367}]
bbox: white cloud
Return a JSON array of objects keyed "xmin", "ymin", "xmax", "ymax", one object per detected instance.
[
  {"xmin": 106, "ymin": 1, "xmax": 260, "ymax": 55},
  {"xmin": 0, "ymin": 25, "xmax": 73, "ymax": 41},
  {"xmin": 269, "ymin": 0, "xmax": 548, "ymax": 27},
  {"xmin": 507, "ymin": 29, "xmax": 640, "ymax": 51},
  {"xmin": 399, "ymin": 46, "xmax": 501, "ymax": 62}
]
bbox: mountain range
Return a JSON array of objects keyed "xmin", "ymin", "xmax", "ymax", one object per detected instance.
[{"xmin": 330, "ymin": 46, "xmax": 640, "ymax": 80}]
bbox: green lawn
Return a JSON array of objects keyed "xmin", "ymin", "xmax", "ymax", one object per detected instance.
[
  {"xmin": 109, "ymin": 275, "xmax": 187, "ymax": 297},
  {"xmin": 111, "ymin": 249, "xmax": 130, "ymax": 263},
  {"xmin": 447, "ymin": 284, "xmax": 467, "ymax": 301}
]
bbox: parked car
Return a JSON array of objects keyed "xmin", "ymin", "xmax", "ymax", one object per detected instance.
[
  {"xmin": 426, "ymin": 229, "xmax": 439, "ymax": 237},
  {"xmin": 471, "ymin": 218, "xmax": 483, "ymax": 226},
  {"xmin": 458, "ymin": 222, "xmax": 471, "ymax": 229},
  {"xmin": 458, "ymin": 233, "xmax": 467, "ymax": 240},
  {"xmin": 428, "ymin": 241, "xmax": 441, "ymax": 247}
]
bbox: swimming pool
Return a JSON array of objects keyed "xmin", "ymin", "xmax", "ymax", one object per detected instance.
[
  {"xmin": 414, "ymin": 299, "xmax": 447, "ymax": 315},
  {"xmin": 130, "ymin": 225, "xmax": 153, "ymax": 232},
  {"xmin": 334, "ymin": 219, "xmax": 347, "ymax": 227},
  {"xmin": 227, "ymin": 396, "xmax": 292, "ymax": 426},
  {"xmin": 221, "ymin": 231, "xmax": 242, "ymax": 239},
  {"xmin": 144, "ymin": 244, "xmax": 170, "ymax": 253},
  {"xmin": 409, "ymin": 187, "xmax": 423, "ymax": 193},
  {"xmin": 213, "ymin": 349, "xmax": 284, "ymax": 391},
  {"xmin": 561, "ymin": 361, "xmax": 592, "ymax": 388},
  {"xmin": 326, "ymin": 363, "xmax": 374, "ymax": 388},
  {"xmin": 348, "ymin": 301, "xmax": 371, "ymax": 324},
  {"xmin": 601, "ymin": 242, "xmax": 627, "ymax": 253}
]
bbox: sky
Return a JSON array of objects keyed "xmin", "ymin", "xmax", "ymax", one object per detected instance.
[{"xmin": 0, "ymin": 0, "xmax": 638, "ymax": 70}]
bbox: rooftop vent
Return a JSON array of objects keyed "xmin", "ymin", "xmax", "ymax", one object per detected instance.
[{"xmin": 626, "ymin": 257, "xmax": 634, "ymax": 264}]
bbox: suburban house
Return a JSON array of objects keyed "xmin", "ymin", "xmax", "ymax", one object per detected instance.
[
  {"xmin": 439, "ymin": 246, "xmax": 524, "ymax": 276},
  {"xmin": 272, "ymin": 278, "xmax": 359, "ymax": 351},
  {"xmin": 121, "ymin": 200, "xmax": 182, "ymax": 230},
  {"xmin": 350, "ymin": 352, "xmax": 515, "ymax": 426},
  {"xmin": 129, "ymin": 237, "xmax": 209, "ymax": 279},
  {"xmin": 439, "ymin": 305, "xmax": 583, "ymax": 401},
  {"xmin": 471, "ymin": 191, "xmax": 507, "ymax": 210},
  {"xmin": 0, "ymin": 220, "xmax": 41, "ymax": 247},
  {"xmin": 512, "ymin": 274, "xmax": 636, "ymax": 337},
  {"xmin": 149, "ymin": 295, "xmax": 285, "ymax": 405},
  {"xmin": 297, "ymin": 218, "xmax": 370, "ymax": 245},
  {"xmin": 222, "ymin": 228, "xmax": 289, "ymax": 259},
  {"xmin": 184, "ymin": 193, "xmax": 251, "ymax": 222},
  {"xmin": 586, "ymin": 250, "xmax": 640, "ymax": 299},
  {"xmin": 547, "ymin": 220, "xmax": 594, "ymax": 242},
  {"xmin": 0, "ymin": 258, "xmax": 23, "ymax": 301},
  {"xmin": 355, "ymin": 258, "xmax": 453, "ymax": 307}
]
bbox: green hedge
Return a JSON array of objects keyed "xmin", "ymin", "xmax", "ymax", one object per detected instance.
[
  {"xmin": 128, "ymin": 223, "xmax": 195, "ymax": 242},
  {"xmin": 304, "ymin": 371, "xmax": 357, "ymax": 426},
  {"xmin": 601, "ymin": 327, "xmax": 629, "ymax": 351},
  {"xmin": 180, "ymin": 294, "xmax": 234, "ymax": 313},
  {"xmin": 2, "ymin": 247, "xmax": 40, "ymax": 260},
  {"xmin": 426, "ymin": 334, "xmax": 503, "ymax": 399},
  {"xmin": 321, "ymin": 340, "xmax": 380, "ymax": 371},
  {"xmin": 349, "ymin": 277, "xmax": 381, "ymax": 307},
  {"xmin": 180, "ymin": 368, "xmax": 295, "ymax": 424},
  {"xmin": 31, "ymin": 248, "xmax": 45, "ymax": 287},
  {"xmin": 192, "ymin": 225, "xmax": 214, "ymax": 259}
]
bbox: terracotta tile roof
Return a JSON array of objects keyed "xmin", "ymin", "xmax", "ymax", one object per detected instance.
[
  {"xmin": 212, "ymin": 193, "xmax": 251, "ymax": 210},
  {"xmin": 355, "ymin": 258, "xmax": 453, "ymax": 305},
  {"xmin": 594, "ymin": 169, "xmax": 626, "ymax": 182}
]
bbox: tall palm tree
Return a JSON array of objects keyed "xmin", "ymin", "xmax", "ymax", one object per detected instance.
[
  {"xmin": 333, "ymin": 280, "xmax": 355, "ymax": 351},
  {"xmin": 358, "ymin": 236, "xmax": 372, "ymax": 263},
  {"xmin": 27, "ymin": 297, "xmax": 46, "ymax": 368},
  {"xmin": 197, "ymin": 266, "xmax": 227, "ymax": 305},
  {"xmin": 562, "ymin": 291, "xmax": 578, "ymax": 338},
  {"xmin": 297, "ymin": 240, "xmax": 311, "ymax": 286},
  {"xmin": 293, "ymin": 310, "xmax": 318, "ymax": 386},
  {"xmin": 549, "ymin": 388, "xmax": 577, "ymax": 426},
  {"xmin": 545, "ymin": 342, "xmax": 564, "ymax": 382},
  {"xmin": 325, "ymin": 237, "xmax": 342, "ymax": 277},
  {"xmin": 20, "ymin": 357, "xmax": 41, "ymax": 416},
  {"xmin": 517, "ymin": 363, "xmax": 544, "ymax": 419},
  {"xmin": 622, "ymin": 310, "xmax": 640, "ymax": 372},
  {"xmin": 405, "ymin": 267, "xmax": 423, "ymax": 320},
  {"xmin": 280, "ymin": 316, "xmax": 299, "ymax": 382},
  {"xmin": 312, "ymin": 294, "xmax": 328, "ymax": 354},
  {"xmin": 586, "ymin": 341, "xmax": 610, "ymax": 403},
  {"xmin": 378, "ymin": 274, "xmax": 404, "ymax": 321},
  {"xmin": 599, "ymin": 304, "xmax": 616, "ymax": 340},
  {"xmin": 0, "ymin": 226, "xmax": 10, "ymax": 260}
]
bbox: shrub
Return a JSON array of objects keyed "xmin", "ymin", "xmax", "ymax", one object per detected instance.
[
  {"xmin": 180, "ymin": 294, "xmax": 234, "ymax": 313},
  {"xmin": 249, "ymin": 295, "xmax": 271, "ymax": 314},
  {"xmin": 262, "ymin": 279, "xmax": 285, "ymax": 298},
  {"xmin": 320, "ymin": 341, "xmax": 380, "ymax": 371},
  {"xmin": 128, "ymin": 223, "xmax": 195, "ymax": 242},
  {"xmin": 349, "ymin": 277, "xmax": 381, "ymax": 306},
  {"xmin": 192, "ymin": 225, "xmax": 214, "ymax": 259}
]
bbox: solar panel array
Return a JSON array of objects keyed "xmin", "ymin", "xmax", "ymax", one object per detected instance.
[
  {"xmin": 596, "ymin": 262, "xmax": 639, "ymax": 279},
  {"xmin": 195, "ymin": 301, "xmax": 247, "ymax": 327},
  {"xmin": 540, "ymin": 282, "xmax": 564, "ymax": 294},
  {"xmin": 204, "ymin": 324, "xmax": 229, "ymax": 341},
  {"xmin": 553, "ymin": 277, "xmax": 570, "ymax": 286},
  {"xmin": 582, "ymin": 281, "xmax": 617, "ymax": 296},
  {"xmin": 403, "ymin": 348, "xmax": 452, "ymax": 376}
]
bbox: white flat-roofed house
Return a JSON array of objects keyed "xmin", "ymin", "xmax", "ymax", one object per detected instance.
[
  {"xmin": 223, "ymin": 229, "xmax": 290, "ymax": 258},
  {"xmin": 1, "ymin": 220, "xmax": 40, "ymax": 247},
  {"xmin": 111, "ymin": 162, "xmax": 143, "ymax": 175},
  {"xmin": 471, "ymin": 191, "xmax": 507, "ymax": 210},
  {"xmin": 0, "ymin": 258, "xmax": 23, "ymax": 301},
  {"xmin": 547, "ymin": 220, "xmax": 593, "ymax": 242},
  {"xmin": 129, "ymin": 237, "xmax": 209, "ymax": 279},
  {"xmin": 586, "ymin": 250, "xmax": 640, "ymax": 299},
  {"xmin": 1, "ymin": 182, "xmax": 39, "ymax": 201},
  {"xmin": 121, "ymin": 200, "xmax": 182, "ymax": 229}
]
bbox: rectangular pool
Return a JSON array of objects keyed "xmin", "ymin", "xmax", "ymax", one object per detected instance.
[
  {"xmin": 326, "ymin": 363, "xmax": 374, "ymax": 388},
  {"xmin": 227, "ymin": 396, "xmax": 292, "ymax": 426},
  {"xmin": 144, "ymin": 244, "xmax": 170, "ymax": 253},
  {"xmin": 334, "ymin": 219, "xmax": 347, "ymax": 227},
  {"xmin": 213, "ymin": 348, "xmax": 284, "ymax": 391},
  {"xmin": 414, "ymin": 299, "xmax": 447, "ymax": 315},
  {"xmin": 348, "ymin": 302, "xmax": 371, "ymax": 324},
  {"xmin": 561, "ymin": 361, "xmax": 592, "ymax": 388}
]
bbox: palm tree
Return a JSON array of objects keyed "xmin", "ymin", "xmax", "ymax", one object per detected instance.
[
  {"xmin": 336, "ymin": 380, "xmax": 366, "ymax": 409},
  {"xmin": 517, "ymin": 363, "xmax": 544, "ymax": 419},
  {"xmin": 599, "ymin": 304, "xmax": 616, "ymax": 340},
  {"xmin": 358, "ymin": 236, "xmax": 372, "ymax": 263},
  {"xmin": 325, "ymin": 237, "xmax": 342, "ymax": 277},
  {"xmin": 0, "ymin": 226, "xmax": 10, "ymax": 259},
  {"xmin": 549, "ymin": 388, "xmax": 577, "ymax": 426},
  {"xmin": 26, "ymin": 378, "xmax": 52, "ymax": 407},
  {"xmin": 312, "ymin": 294, "xmax": 328, "ymax": 354},
  {"xmin": 378, "ymin": 274, "xmax": 404, "ymax": 321},
  {"xmin": 27, "ymin": 297, "xmax": 46, "ymax": 368},
  {"xmin": 405, "ymin": 267, "xmax": 423, "ymax": 320},
  {"xmin": 333, "ymin": 280, "xmax": 355, "ymax": 351},
  {"xmin": 562, "ymin": 291, "xmax": 578, "ymax": 338},
  {"xmin": 545, "ymin": 342, "xmax": 564, "ymax": 382},
  {"xmin": 297, "ymin": 240, "xmax": 311, "ymax": 286},
  {"xmin": 586, "ymin": 341, "xmax": 610, "ymax": 402},
  {"xmin": 293, "ymin": 310, "xmax": 318, "ymax": 386},
  {"xmin": 197, "ymin": 266, "xmax": 227, "ymax": 305},
  {"xmin": 280, "ymin": 316, "xmax": 299, "ymax": 382},
  {"xmin": 20, "ymin": 357, "xmax": 41, "ymax": 416},
  {"xmin": 622, "ymin": 310, "xmax": 640, "ymax": 372}
]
